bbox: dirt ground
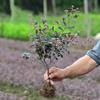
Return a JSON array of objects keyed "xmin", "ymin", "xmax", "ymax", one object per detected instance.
[{"xmin": 0, "ymin": 38, "xmax": 100, "ymax": 100}]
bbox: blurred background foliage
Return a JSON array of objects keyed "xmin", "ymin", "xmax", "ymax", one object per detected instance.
[
  {"xmin": 0, "ymin": 0, "xmax": 99, "ymax": 15},
  {"xmin": 0, "ymin": 0, "xmax": 100, "ymax": 41}
]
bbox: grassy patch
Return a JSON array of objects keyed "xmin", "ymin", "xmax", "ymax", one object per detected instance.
[
  {"xmin": 0, "ymin": 81, "xmax": 69, "ymax": 100},
  {"xmin": 0, "ymin": 8, "xmax": 100, "ymax": 41},
  {"xmin": 0, "ymin": 22, "xmax": 30, "ymax": 40}
]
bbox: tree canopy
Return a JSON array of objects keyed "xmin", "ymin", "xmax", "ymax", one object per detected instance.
[{"xmin": 0, "ymin": 0, "xmax": 99, "ymax": 15}]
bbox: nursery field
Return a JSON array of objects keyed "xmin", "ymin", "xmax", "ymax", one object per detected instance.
[
  {"xmin": 0, "ymin": 12, "xmax": 100, "ymax": 40},
  {"xmin": 0, "ymin": 37, "xmax": 100, "ymax": 100}
]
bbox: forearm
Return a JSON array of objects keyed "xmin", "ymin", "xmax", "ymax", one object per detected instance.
[{"xmin": 64, "ymin": 55, "xmax": 97, "ymax": 78}]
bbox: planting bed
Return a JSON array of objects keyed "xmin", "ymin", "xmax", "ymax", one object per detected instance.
[
  {"xmin": 0, "ymin": 38, "xmax": 100, "ymax": 100},
  {"xmin": 0, "ymin": 91, "xmax": 26, "ymax": 100}
]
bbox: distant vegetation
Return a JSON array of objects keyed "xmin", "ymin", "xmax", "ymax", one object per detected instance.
[{"xmin": 0, "ymin": 9, "xmax": 100, "ymax": 41}]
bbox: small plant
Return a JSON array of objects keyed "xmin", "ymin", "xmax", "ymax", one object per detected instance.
[{"xmin": 23, "ymin": 6, "xmax": 79, "ymax": 98}]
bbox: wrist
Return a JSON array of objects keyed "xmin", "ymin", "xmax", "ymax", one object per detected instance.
[{"xmin": 63, "ymin": 66, "xmax": 71, "ymax": 79}]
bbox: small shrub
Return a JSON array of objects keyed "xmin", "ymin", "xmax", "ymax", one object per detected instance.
[{"xmin": 23, "ymin": 6, "xmax": 79, "ymax": 98}]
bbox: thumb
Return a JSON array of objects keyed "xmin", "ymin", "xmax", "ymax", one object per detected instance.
[{"xmin": 47, "ymin": 80, "xmax": 54, "ymax": 85}]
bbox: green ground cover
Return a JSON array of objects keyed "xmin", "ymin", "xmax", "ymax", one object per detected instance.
[
  {"xmin": 0, "ymin": 9, "xmax": 100, "ymax": 41},
  {"xmin": 0, "ymin": 81, "xmax": 68, "ymax": 100}
]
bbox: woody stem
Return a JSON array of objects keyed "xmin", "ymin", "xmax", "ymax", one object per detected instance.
[{"xmin": 43, "ymin": 59, "xmax": 51, "ymax": 84}]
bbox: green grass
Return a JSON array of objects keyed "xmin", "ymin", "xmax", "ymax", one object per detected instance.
[
  {"xmin": 0, "ymin": 8, "xmax": 100, "ymax": 41},
  {"xmin": 0, "ymin": 22, "xmax": 30, "ymax": 40},
  {"xmin": 0, "ymin": 81, "xmax": 69, "ymax": 100}
]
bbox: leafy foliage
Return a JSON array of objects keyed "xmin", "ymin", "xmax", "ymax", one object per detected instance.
[
  {"xmin": 30, "ymin": 6, "xmax": 79, "ymax": 75},
  {"xmin": 1, "ymin": 11, "xmax": 100, "ymax": 40},
  {"xmin": 23, "ymin": 6, "xmax": 80, "ymax": 98}
]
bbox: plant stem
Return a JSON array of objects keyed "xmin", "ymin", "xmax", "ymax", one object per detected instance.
[{"xmin": 43, "ymin": 59, "xmax": 51, "ymax": 84}]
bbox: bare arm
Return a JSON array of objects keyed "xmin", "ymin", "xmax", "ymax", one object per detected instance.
[
  {"xmin": 64, "ymin": 55, "xmax": 98, "ymax": 78},
  {"xmin": 44, "ymin": 55, "xmax": 98, "ymax": 81},
  {"xmin": 44, "ymin": 41, "xmax": 100, "ymax": 81}
]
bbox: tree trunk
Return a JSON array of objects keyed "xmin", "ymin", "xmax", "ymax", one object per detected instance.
[
  {"xmin": 94, "ymin": 0, "xmax": 98, "ymax": 12},
  {"xmin": 84, "ymin": 0, "xmax": 88, "ymax": 14},
  {"xmin": 10, "ymin": 0, "xmax": 15, "ymax": 21},
  {"xmin": 43, "ymin": 0, "xmax": 47, "ymax": 18},
  {"xmin": 84, "ymin": 0, "xmax": 91, "ymax": 37},
  {"xmin": 51, "ymin": 0, "xmax": 57, "ymax": 15}
]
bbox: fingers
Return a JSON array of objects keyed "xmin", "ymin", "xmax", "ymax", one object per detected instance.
[
  {"xmin": 49, "ymin": 72, "xmax": 62, "ymax": 81},
  {"xmin": 44, "ymin": 67, "xmax": 65, "ymax": 82},
  {"xmin": 44, "ymin": 70, "xmax": 49, "ymax": 80},
  {"xmin": 44, "ymin": 67, "xmax": 57, "ymax": 80},
  {"xmin": 49, "ymin": 72, "xmax": 57, "ymax": 79},
  {"xmin": 49, "ymin": 67, "xmax": 57, "ymax": 74},
  {"xmin": 47, "ymin": 80, "xmax": 54, "ymax": 85},
  {"xmin": 44, "ymin": 70, "xmax": 54, "ymax": 85}
]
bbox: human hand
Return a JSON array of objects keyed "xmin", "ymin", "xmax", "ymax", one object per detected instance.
[{"xmin": 44, "ymin": 67, "xmax": 66, "ymax": 82}]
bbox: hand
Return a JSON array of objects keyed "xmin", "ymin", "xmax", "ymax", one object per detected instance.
[{"xmin": 44, "ymin": 67, "xmax": 66, "ymax": 82}]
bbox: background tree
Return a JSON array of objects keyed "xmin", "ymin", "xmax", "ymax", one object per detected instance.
[
  {"xmin": 0, "ymin": 0, "xmax": 10, "ymax": 15},
  {"xmin": 43, "ymin": 0, "xmax": 47, "ymax": 18},
  {"xmin": 84, "ymin": 0, "xmax": 91, "ymax": 37},
  {"xmin": 94, "ymin": 0, "xmax": 98, "ymax": 12},
  {"xmin": 51, "ymin": 0, "xmax": 57, "ymax": 15},
  {"xmin": 0, "ymin": 0, "xmax": 100, "ymax": 15},
  {"xmin": 10, "ymin": 0, "xmax": 15, "ymax": 21}
]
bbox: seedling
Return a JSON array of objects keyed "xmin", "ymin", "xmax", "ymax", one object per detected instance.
[{"xmin": 23, "ymin": 5, "xmax": 79, "ymax": 98}]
